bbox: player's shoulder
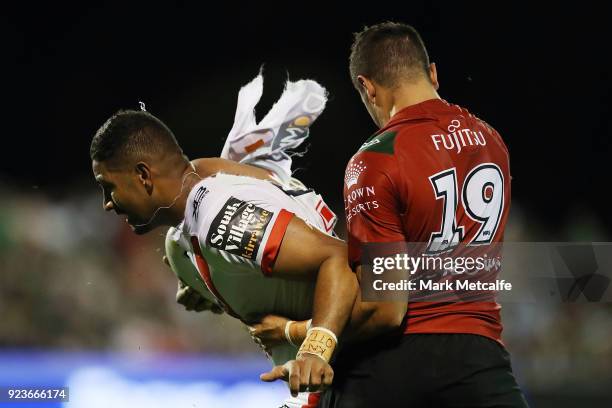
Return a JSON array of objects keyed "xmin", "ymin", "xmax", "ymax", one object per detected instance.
[
  {"xmin": 448, "ymin": 103, "xmax": 509, "ymax": 156},
  {"xmin": 192, "ymin": 173, "xmax": 274, "ymax": 201},
  {"xmin": 393, "ymin": 101, "xmax": 506, "ymax": 153},
  {"xmin": 356, "ymin": 117, "xmax": 441, "ymax": 159},
  {"xmin": 349, "ymin": 124, "xmax": 430, "ymax": 173},
  {"xmin": 184, "ymin": 174, "xmax": 265, "ymax": 229}
]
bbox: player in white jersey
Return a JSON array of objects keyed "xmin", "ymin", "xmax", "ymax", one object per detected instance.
[
  {"xmin": 166, "ymin": 170, "xmax": 339, "ymax": 408},
  {"xmin": 90, "ymin": 75, "xmax": 404, "ymax": 405},
  {"xmin": 91, "ymin": 119, "xmax": 351, "ymax": 406},
  {"xmin": 89, "ymin": 75, "xmax": 350, "ymax": 407},
  {"xmin": 170, "ymin": 171, "xmax": 338, "ymax": 361}
]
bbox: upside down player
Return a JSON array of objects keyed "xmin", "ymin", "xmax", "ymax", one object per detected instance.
[
  {"xmin": 269, "ymin": 22, "xmax": 530, "ymax": 407},
  {"xmin": 89, "ymin": 76, "xmax": 404, "ymax": 407},
  {"xmin": 90, "ymin": 110, "xmax": 345, "ymax": 408}
]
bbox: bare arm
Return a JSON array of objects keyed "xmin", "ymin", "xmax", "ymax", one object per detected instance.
[
  {"xmin": 255, "ymin": 273, "xmax": 406, "ymax": 347},
  {"xmin": 271, "ymin": 217, "xmax": 358, "ymax": 337},
  {"xmin": 259, "ymin": 216, "xmax": 357, "ymax": 395},
  {"xmin": 342, "ymin": 266, "xmax": 407, "ymax": 341},
  {"xmin": 259, "ymin": 228, "xmax": 404, "ymax": 396}
]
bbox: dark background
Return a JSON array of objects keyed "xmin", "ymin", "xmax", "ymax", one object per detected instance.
[{"xmin": 2, "ymin": 1, "xmax": 611, "ymax": 238}]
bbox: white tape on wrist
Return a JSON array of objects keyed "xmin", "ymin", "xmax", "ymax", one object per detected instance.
[
  {"xmin": 297, "ymin": 326, "xmax": 339, "ymax": 362},
  {"xmin": 309, "ymin": 326, "xmax": 338, "ymax": 344},
  {"xmin": 284, "ymin": 320, "xmax": 298, "ymax": 347}
]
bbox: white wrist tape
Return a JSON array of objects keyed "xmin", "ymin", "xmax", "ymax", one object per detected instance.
[
  {"xmin": 297, "ymin": 326, "xmax": 338, "ymax": 362},
  {"xmin": 284, "ymin": 320, "xmax": 298, "ymax": 347},
  {"xmin": 309, "ymin": 326, "xmax": 338, "ymax": 344}
]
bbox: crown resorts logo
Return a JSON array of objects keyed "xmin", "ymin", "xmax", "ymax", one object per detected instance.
[{"xmin": 345, "ymin": 160, "xmax": 366, "ymax": 189}]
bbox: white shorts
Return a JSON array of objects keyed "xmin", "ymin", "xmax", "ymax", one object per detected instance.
[{"xmin": 279, "ymin": 392, "xmax": 320, "ymax": 408}]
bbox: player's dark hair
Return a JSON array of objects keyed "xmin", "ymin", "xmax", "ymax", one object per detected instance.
[
  {"xmin": 349, "ymin": 22, "xmax": 431, "ymax": 90},
  {"xmin": 90, "ymin": 110, "xmax": 184, "ymax": 163}
]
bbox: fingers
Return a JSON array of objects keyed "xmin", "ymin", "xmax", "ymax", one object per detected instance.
[
  {"xmin": 322, "ymin": 364, "xmax": 334, "ymax": 390},
  {"xmin": 176, "ymin": 285, "xmax": 191, "ymax": 305},
  {"xmin": 308, "ymin": 361, "xmax": 323, "ymax": 391},
  {"xmin": 177, "ymin": 285, "xmax": 205, "ymax": 311},
  {"xmin": 299, "ymin": 357, "xmax": 312, "ymax": 395},
  {"xmin": 299, "ymin": 356, "xmax": 335, "ymax": 394},
  {"xmin": 249, "ymin": 324, "xmax": 262, "ymax": 337},
  {"xmin": 259, "ymin": 361, "xmax": 301, "ymax": 397},
  {"xmin": 251, "ymin": 333, "xmax": 263, "ymax": 347},
  {"xmin": 193, "ymin": 298, "xmax": 213, "ymax": 312},
  {"xmin": 260, "ymin": 358, "xmax": 334, "ymax": 397},
  {"xmin": 286, "ymin": 361, "xmax": 301, "ymax": 397},
  {"xmin": 260, "ymin": 365, "xmax": 288, "ymax": 382},
  {"xmin": 308, "ymin": 362, "xmax": 334, "ymax": 393},
  {"xmin": 176, "ymin": 285, "xmax": 187, "ymax": 304},
  {"xmin": 183, "ymin": 295, "xmax": 205, "ymax": 311}
]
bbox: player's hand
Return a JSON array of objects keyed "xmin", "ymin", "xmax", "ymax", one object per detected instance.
[
  {"xmin": 249, "ymin": 314, "xmax": 290, "ymax": 349},
  {"xmin": 259, "ymin": 353, "xmax": 334, "ymax": 397},
  {"xmin": 164, "ymin": 256, "xmax": 223, "ymax": 314}
]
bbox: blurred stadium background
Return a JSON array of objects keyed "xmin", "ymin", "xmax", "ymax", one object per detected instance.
[{"xmin": 1, "ymin": 2, "xmax": 610, "ymax": 407}]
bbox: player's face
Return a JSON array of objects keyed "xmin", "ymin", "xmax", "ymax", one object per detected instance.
[{"xmin": 92, "ymin": 159, "xmax": 158, "ymax": 235}]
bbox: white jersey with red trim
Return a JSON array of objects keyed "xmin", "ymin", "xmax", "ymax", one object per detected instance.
[{"xmin": 171, "ymin": 172, "xmax": 337, "ymax": 366}]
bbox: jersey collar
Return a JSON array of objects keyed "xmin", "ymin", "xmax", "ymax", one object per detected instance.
[{"xmin": 374, "ymin": 98, "xmax": 449, "ymax": 136}]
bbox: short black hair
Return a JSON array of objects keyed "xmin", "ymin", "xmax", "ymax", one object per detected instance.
[
  {"xmin": 349, "ymin": 22, "xmax": 431, "ymax": 90},
  {"xmin": 90, "ymin": 110, "xmax": 183, "ymax": 163}
]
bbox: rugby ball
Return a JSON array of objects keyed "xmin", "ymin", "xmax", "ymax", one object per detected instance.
[{"xmin": 164, "ymin": 227, "xmax": 217, "ymax": 303}]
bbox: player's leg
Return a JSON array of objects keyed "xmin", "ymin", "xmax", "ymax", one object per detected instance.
[
  {"xmin": 431, "ymin": 334, "xmax": 529, "ymax": 408},
  {"xmin": 319, "ymin": 333, "xmax": 434, "ymax": 407}
]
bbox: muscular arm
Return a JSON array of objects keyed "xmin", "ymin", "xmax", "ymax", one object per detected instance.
[
  {"xmin": 190, "ymin": 157, "xmax": 404, "ymax": 340},
  {"xmin": 259, "ymin": 223, "xmax": 406, "ymax": 395},
  {"xmin": 272, "ymin": 217, "xmax": 358, "ymax": 337},
  {"xmin": 276, "ymin": 278, "xmax": 407, "ymax": 345},
  {"xmin": 342, "ymin": 265, "xmax": 407, "ymax": 341},
  {"xmin": 273, "ymin": 291, "xmax": 406, "ymax": 346},
  {"xmin": 271, "ymin": 219, "xmax": 405, "ymax": 342}
]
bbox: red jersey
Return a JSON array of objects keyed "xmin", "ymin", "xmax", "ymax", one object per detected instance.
[{"xmin": 344, "ymin": 99, "xmax": 511, "ymax": 343}]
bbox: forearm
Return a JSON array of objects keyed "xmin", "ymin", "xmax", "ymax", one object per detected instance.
[
  {"xmin": 281, "ymin": 283, "xmax": 405, "ymax": 346},
  {"xmin": 342, "ymin": 291, "xmax": 407, "ymax": 342},
  {"xmin": 310, "ymin": 255, "xmax": 359, "ymax": 338},
  {"xmin": 286, "ymin": 319, "xmax": 309, "ymax": 345},
  {"xmin": 270, "ymin": 218, "xmax": 358, "ymax": 346},
  {"xmin": 292, "ymin": 260, "xmax": 404, "ymax": 344}
]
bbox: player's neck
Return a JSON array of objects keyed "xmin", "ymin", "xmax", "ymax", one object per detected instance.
[
  {"xmin": 387, "ymin": 82, "xmax": 440, "ymax": 123},
  {"xmin": 165, "ymin": 162, "xmax": 203, "ymax": 225}
]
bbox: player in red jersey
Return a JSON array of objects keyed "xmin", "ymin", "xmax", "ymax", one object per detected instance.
[{"xmin": 315, "ymin": 22, "xmax": 529, "ymax": 407}]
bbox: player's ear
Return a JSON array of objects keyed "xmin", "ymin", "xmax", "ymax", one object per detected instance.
[
  {"xmin": 135, "ymin": 162, "xmax": 153, "ymax": 194},
  {"xmin": 429, "ymin": 63, "xmax": 439, "ymax": 90},
  {"xmin": 357, "ymin": 75, "xmax": 376, "ymax": 102}
]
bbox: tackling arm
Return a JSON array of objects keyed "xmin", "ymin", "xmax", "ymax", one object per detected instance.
[{"xmin": 271, "ymin": 216, "xmax": 358, "ymax": 338}]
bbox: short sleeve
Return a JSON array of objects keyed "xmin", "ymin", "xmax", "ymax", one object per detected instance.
[
  {"xmin": 187, "ymin": 176, "xmax": 297, "ymax": 276},
  {"xmin": 344, "ymin": 152, "xmax": 407, "ymax": 266}
]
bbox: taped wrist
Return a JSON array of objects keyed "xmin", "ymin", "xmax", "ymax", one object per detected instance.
[{"xmin": 296, "ymin": 326, "xmax": 338, "ymax": 363}]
